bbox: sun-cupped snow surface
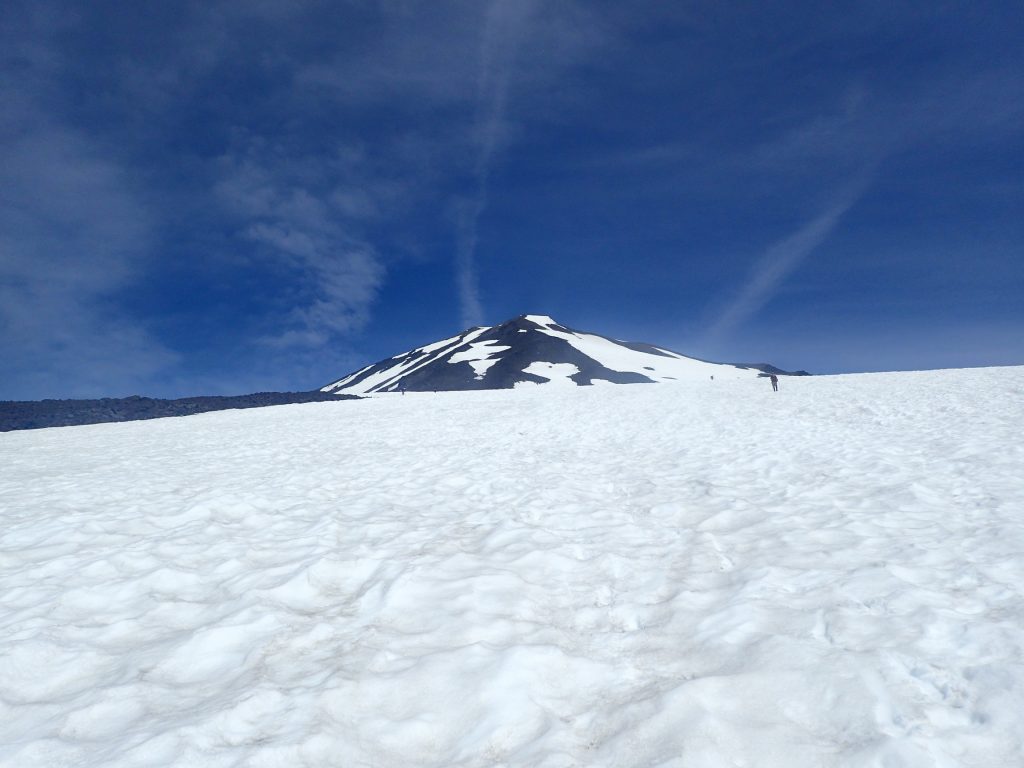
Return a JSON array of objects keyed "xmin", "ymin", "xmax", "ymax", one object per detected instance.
[{"xmin": 2, "ymin": 367, "xmax": 1024, "ymax": 767}]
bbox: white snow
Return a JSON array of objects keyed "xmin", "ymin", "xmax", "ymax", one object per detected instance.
[
  {"xmin": 516, "ymin": 360, "xmax": 581, "ymax": 385},
  {"xmin": 324, "ymin": 326, "xmax": 491, "ymax": 394},
  {"xmin": 518, "ymin": 361, "xmax": 581, "ymax": 386},
  {"xmin": 2, "ymin": 367, "xmax": 1024, "ymax": 767},
  {"xmin": 534, "ymin": 323, "xmax": 749, "ymax": 382},
  {"xmin": 522, "ymin": 314, "xmax": 558, "ymax": 327},
  {"xmin": 448, "ymin": 341, "xmax": 511, "ymax": 379},
  {"xmin": 416, "ymin": 332, "xmax": 478, "ymax": 356}
]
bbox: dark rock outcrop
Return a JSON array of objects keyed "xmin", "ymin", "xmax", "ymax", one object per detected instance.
[{"xmin": 0, "ymin": 391, "xmax": 355, "ymax": 432}]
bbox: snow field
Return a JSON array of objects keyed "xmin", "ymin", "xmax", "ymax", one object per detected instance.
[{"xmin": 1, "ymin": 367, "xmax": 1023, "ymax": 766}]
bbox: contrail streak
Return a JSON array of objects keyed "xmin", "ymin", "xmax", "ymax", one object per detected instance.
[
  {"xmin": 705, "ymin": 172, "xmax": 874, "ymax": 341},
  {"xmin": 456, "ymin": 0, "xmax": 534, "ymax": 328}
]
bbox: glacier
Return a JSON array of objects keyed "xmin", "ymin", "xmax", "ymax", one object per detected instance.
[{"xmin": 1, "ymin": 366, "xmax": 1023, "ymax": 766}]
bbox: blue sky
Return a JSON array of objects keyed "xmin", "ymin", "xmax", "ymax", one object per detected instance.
[{"xmin": 2, "ymin": 2, "xmax": 1021, "ymax": 399}]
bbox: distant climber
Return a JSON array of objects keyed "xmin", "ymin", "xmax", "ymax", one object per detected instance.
[{"xmin": 769, "ymin": 373, "xmax": 779, "ymax": 392}]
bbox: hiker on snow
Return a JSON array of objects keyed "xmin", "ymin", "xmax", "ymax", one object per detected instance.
[{"xmin": 770, "ymin": 373, "xmax": 779, "ymax": 392}]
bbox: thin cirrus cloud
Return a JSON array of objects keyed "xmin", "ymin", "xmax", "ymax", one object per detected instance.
[
  {"xmin": 214, "ymin": 151, "xmax": 386, "ymax": 348},
  {"xmin": 696, "ymin": 65, "xmax": 1024, "ymax": 347},
  {"xmin": 2, "ymin": 2, "xmax": 1020, "ymax": 398},
  {"xmin": 704, "ymin": 170, "xmax": 875, "ymax": 343},
  {"xmin": 0, "ymin": 25, "xmax": 179, "ymax": 399},
  {"xmin": 455, "ymin": 0, "xmax": 538, "ymax": 329},
  {"xmin": 2, "ymin": 0, "xmax": 605, "ymax": 399},
  {"xmin": 0, "ymin": 2, "xmax": 460, "ymax": 396}
]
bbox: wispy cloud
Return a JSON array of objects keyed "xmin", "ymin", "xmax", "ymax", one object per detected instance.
[
  {"xmin": 215, "ymin": 149, "xmax": 386, "ymax": 348},
  {"xmin": 704, "ymin": 171, "xmax": 874, "ymax": 342},
  {"xmin": 697, "ymin": 64, "xmax": 1023, "ymax": 345},
  {"xmin": 3, "ymin": 0, "xmax": 608, "ymax": 398},
  {"xmin": 0, "ymin": 14, "xmax": 178, "ymax": 399},
  {"xmin": 455, "ymin": 0, "xmax": 537, "ymax": 328}
]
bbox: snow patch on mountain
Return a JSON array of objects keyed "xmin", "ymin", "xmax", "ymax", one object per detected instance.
[
  {"xmin": 537, "ymin": 323, "xmax": 709, "ymax": 382},
  {"xmin": 518, "ymin": 361, "xmax": 581, "ymax": 385},
  {"xmin": 522, "ymin": 314, "xmax": 558, "ymax": 326},
  {"xmin": 448, "ymin": 341, "xmax": 510, "ymax": 379}
]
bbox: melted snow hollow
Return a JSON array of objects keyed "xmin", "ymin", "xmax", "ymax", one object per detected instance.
[{"xmin": 2, "ymin": 367, "xmax": 1024, "ymax": 767}]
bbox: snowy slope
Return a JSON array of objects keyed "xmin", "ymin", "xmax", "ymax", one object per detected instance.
[
  {"xmin": 322, "ymin": 314, "xmax": 781, "ymax": 394},
  {"xmin": 2, "ymin": 367, "xmax": 1024, "ymax": 767}
]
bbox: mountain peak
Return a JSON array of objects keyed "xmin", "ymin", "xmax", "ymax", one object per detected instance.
[{"xmin": 322, "ymin": 315, "xmax": 798, "ymax": 395}]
